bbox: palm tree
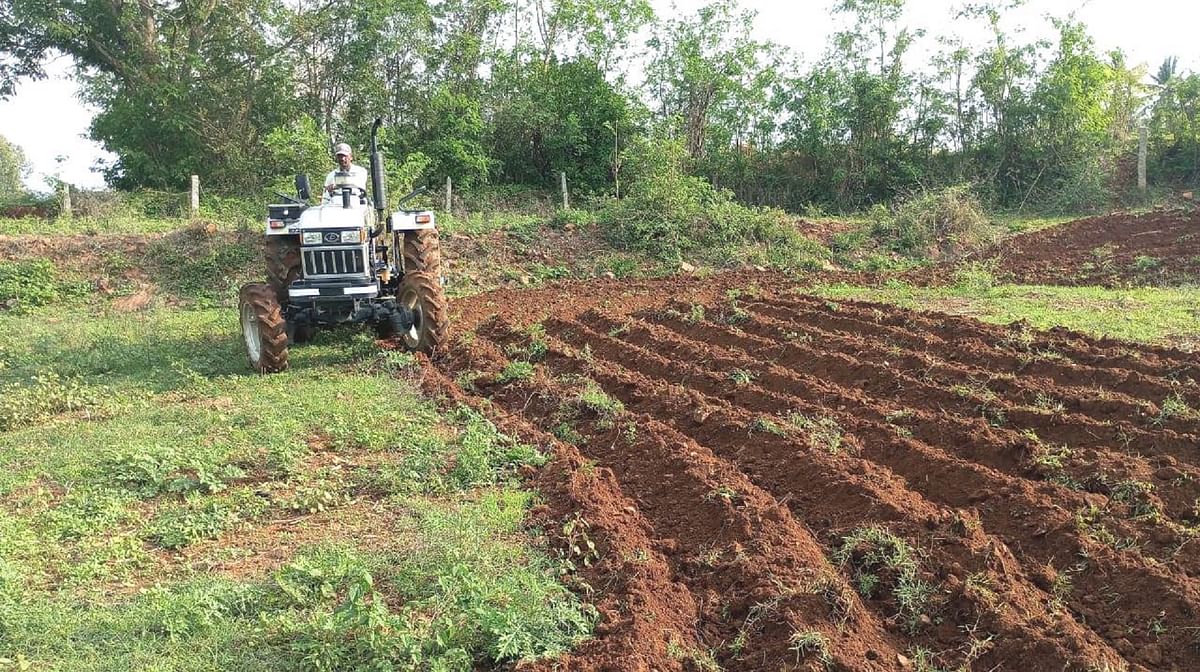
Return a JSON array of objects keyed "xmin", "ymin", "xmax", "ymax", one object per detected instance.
[{"xmin": 1153, "ymin": 56, "xmax": 1178, "ymax": 87}]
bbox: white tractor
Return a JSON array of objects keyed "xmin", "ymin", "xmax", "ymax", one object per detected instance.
[{"xmin": 239, "ymin": 119, "xmax": 447, "ymax": 373}]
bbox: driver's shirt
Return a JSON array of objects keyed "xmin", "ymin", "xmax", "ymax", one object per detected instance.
[{"xmin": 323, "ymin": 164, "xmax": 369, "ymax": 201}]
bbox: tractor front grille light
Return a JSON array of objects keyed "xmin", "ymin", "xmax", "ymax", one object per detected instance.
[
  {"xmin": 340, "ymin": 229, "xmax": 363, "ymax": 244},
  {"xmin": 302, "ymin": 231, "xmax": 323, "ymax": 245}
]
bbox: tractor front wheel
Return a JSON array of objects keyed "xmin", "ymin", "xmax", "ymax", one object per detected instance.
[
  {"xmin": 265, "ymin": 236, "xmax": 302, "ymax": 303},
  {"xmin": 239, "ymin": 283, "xmax": 290, "ymax": 373},
  {"xmin": 395, "ymin": 271, "xmax": 448, "ymax": 354}
]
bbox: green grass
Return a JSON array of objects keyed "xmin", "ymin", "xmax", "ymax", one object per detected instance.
[
  {"xmin": 835, "ymin": 526, "xmax": 937, "ymax": 633},
  {"xmin": 806, "ymin": 282, "xmax": 1200, "ymax": 350},
  {"xmin": 0, "ymin": 304, "xmax": 592, "ymax": 670},
  {"xmin": 0, "ymin": 215, "xmax": 192, "ymax": 236}
]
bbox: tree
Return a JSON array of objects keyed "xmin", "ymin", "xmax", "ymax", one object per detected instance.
[
  {"xmin": 2, "ymin": 0, "xmax": 297, "ymax": 189},
  {"xmin": 0, "ymin": 134, "xmax": 29, "ymax": 201},
  {"xmin": 490, "ymin": 58, "xmax": 637, "ymax": 191},
  {"xmin": 1149, "ymin": 72, "xmax": 1200, "ymax": 185},
  {"xmin": 646, "ymin": 1, "xmax": 770, "ymax": 161},
  {"xmin": 1153, "ymin": 56, "xmax": 1178, "ymax": 87}
]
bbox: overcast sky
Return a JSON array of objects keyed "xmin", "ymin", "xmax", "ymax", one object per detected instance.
[{"xmin": 2, "ymin": 0, "xmax": 1196, "ymax": 192}]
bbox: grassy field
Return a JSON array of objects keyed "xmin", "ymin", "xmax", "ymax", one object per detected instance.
[{"xmin": 0, "ymin": 304, "xmax": 593, "ymax": 671}]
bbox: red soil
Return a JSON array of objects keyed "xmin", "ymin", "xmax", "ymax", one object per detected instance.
[
  {"xmin": 424, "ymin": 274, "xmax": 1200, "ymax": 671},
  {"xmin": 968, "ymin": 209, "xmax": 1200, "ymax": 287}
]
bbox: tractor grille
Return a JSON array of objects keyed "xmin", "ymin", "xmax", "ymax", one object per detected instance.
[{"xmin": 303, "ymin": 246, "xmax": 368, "ymax": 278}]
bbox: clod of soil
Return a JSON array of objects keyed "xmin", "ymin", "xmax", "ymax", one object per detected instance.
[{"xmin": 425, "ymin": 274, "xmax": 1200, "ymax": 672}]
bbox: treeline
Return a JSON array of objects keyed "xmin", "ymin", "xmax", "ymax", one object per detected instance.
[{"xmin": 2, "ymin": 0, "xmax": 1197, "ymax": 212}]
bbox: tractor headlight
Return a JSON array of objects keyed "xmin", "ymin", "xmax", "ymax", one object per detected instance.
[
  {"xmin": 340, "ymin": 229, "xmax": 362, "ymax": 244},
  {"xmin": 302, "ymin": 231, "xmax": 323, "ymax": 245}
]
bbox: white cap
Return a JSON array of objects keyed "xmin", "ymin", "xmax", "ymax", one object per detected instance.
[{"xmin": 333, "ymin": 143, "xmax": 352, "ymax": 157}]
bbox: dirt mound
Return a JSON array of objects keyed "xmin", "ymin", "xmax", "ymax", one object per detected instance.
[
  {"xmin": 426, "ymin": 275, "xmax": 1200, "ymax": 671},
  {"xmin": 973, "ymin": 209, "xmax": 1200, "ymax": 287}
]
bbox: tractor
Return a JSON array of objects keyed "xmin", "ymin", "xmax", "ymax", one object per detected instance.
[{"xmin": 238, "ymin": 118, "xmax": 447, "ymax": 373}]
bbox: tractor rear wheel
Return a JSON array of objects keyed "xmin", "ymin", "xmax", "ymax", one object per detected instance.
[
  {"xmin": 239, "ymin": 283, "xmax": 290, "ymax": 373},
  {"xmin": 395, "ymin": 271, "xmax": 448, "ymax": 354},
  {"xmin": 265, "ymin": 236, "xmax": 302, "ymax": 303},
  {"xmin": 402, "ymin": 229, "xmax": 442, "ymax": 276}
]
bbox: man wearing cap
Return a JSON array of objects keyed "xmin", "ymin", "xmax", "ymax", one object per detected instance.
[{"xmin": 324, "ymin": 142, "xmax": 369, "ymax": 200}]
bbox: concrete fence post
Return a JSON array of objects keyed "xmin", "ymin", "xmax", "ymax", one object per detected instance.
[
  {"xmin": 60, "ymin": 183, "xmax": 72, "ymax": 219},
  {"xmin": 190, "ymin": 175, "xmax": 200, "ymax": 217},
  {"xmin": 1138, "ymin": 126, "xmax": 1148, "ymax": 193},
  {"xmin": 445, "ymin": 176, "xmax": 453, "ymax": 213},
  {"xmin": 561, "ymin": 172, "xmax": 569, "ymax": 210}
]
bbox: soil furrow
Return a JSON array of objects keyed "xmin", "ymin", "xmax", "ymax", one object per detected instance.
[
  {"xmin": 464, "ymin": 323, "xmax": 908, "ymax": 670},
  {"xmin": 776, "ymin": 293, "xmax": 1200, "ymax": 380},
  {"xmin": 748, "ymin": 296, "xmax": 1200, "ymax": 409},
  {"xmin": 712, "ymin": 297, "xmax": 1200, "ymax": 436},
  {"xmin": 519, "ymin": 324, "xmax": 1134, "ymax": 670},
  {"xmin": 548, "ymin": 315, "xmax": 1200, "ymax": 670},
  {"xmin": 636, "ymin": 307, "xmax": 1200, "ymax": 479},
  {"xmin": 640, "ymin": 307, "xmax": 1200, "ymax": 526},
  {"xmin": 421, "ymin": 354, "xmax": 706, "ymax": 672},
  {"xmin": 641, "ymin": 309, "xmax": 1200, "ymax": 575}
]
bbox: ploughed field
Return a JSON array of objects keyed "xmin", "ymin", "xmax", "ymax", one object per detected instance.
[
  {"xmin": 980, "ymin": 209, "xmax": 1200, "ymax": 287},
  {"xmin": 426, "ymin": 278, "xmax": 1200, "ymax": 671}
]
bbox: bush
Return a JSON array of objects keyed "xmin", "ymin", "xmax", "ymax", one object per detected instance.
[
  {"xmin": 871, "ymin": 185, "xmax": 995, "ymax": 259},
  {"xmin": 600, "ymin": 136, "xmax": 827, "ymax": 268}
]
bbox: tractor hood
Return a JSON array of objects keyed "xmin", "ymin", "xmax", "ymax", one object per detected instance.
[{"xmin": 266, "ymin": 202, "xmax": 369, "ymax": 235}]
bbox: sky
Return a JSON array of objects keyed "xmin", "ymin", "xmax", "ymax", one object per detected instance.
[{"xmin": 1, "ymin": 0, "xmax": 1196, "ymax": 192}]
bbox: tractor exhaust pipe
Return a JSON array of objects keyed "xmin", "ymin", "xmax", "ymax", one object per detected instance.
[{"xmin": 369, "ymin": 118, "xmax": 387, "ymax": 222}]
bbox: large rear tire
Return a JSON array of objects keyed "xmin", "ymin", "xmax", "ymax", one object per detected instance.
[
  {"xmin": 402, "ymin": 229, "xmax": 442, "ymax": 276},
  {"xmin": 239, "ymin": 283, "xmax": 290, "ymax": 373},
  {"xmin": 395, "ymin": 271, "xmax": 448, "ymax": 354},
  {"xmin": 265, "ymin": 236, "xmax": 302, "ymax": 303}
]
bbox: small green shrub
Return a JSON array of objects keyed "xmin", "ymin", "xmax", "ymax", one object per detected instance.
[
  {"xmin": 446, "ymin": 408, "xmax": 544, "ymax": 489},
  {"xmin": 498, "ymin": 361, "xmax": 536, "ymax": 384},
  {"xmin": 105, "ymin": 443, "xmax": 243, "ymax": 498},
  {"xmin": 785, "ymin": 412, "xmax": 845, "ymax": 454},
  {"xmin": 594, "ymin": 254, "xmax": 640, "ymax": 279},
  {"xmin": 1133, "ymin": 255, "xmax": 1162, "ymax": 272},
  {"xmin": 1111, "ymin": 479, "xmax": 1162, "ymax": 520},
  {"xmin": 576, "ymin": 381, "xmax": 624, "ymax": 417},
  {"xmin": 728, "ymin": 369, "xmax": 755, "ymax": 386},
  {"xmin": 788, "ymin": 631, "xmax": 832, "ymax": 667},
  {"xmin": 135, "ymin": 580, "xmax": 264, "ymax": 640},
  {"xmin": 1156, "ymin": 393, "xmax": 1198, "ymax": 424},
  {"xmin": 953, "ymin": 261, "xmax": 998, "ymax": 293},
  {"xmin": 147, "ymin": 490, "xmax": 264, "ymax": 550}
]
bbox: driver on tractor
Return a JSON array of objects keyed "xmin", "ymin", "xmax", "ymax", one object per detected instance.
[{"xmin": 324, "ymin": 142, "xmax": 368, "ymax": 201}]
